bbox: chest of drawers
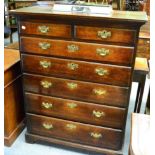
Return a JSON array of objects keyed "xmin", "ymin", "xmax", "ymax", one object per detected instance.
[{"xmin": 12, "ymin": 6, "xmax": 147, "ymax": 155}]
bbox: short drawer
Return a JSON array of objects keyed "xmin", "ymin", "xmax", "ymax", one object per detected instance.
[
  {"xmin": 27, "ymin": 113, "xmax": 123, "ymax": 150},
  {"xmin": 20, "ymin": 22, "xmax": 71, "ymax": 38},
  {"xmin": 25, "ymin": 93, "xmax": 126, "ymax": 129},
  {"xmin": 20, "ymin": 37, "xmax": 134, "ymax": 66},
  {"xmin": 22, "ymin": 54, "xmax": 131, "ymax": 87},
  {"xmin": 23, "ymin": 74, "xmax": 129, "ymax": 107},
  {"xmin": 75, "ymin": 26, "xmax": 136, "ymax": 45}
]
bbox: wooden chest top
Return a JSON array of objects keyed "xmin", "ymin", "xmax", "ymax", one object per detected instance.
[
  {"xmin": 11, "ymin": 6, "xmax": 147, "ymax": 25},
  {"xmin": 4, "ymin": 49, "xmax": 20, "ymax": 72}
]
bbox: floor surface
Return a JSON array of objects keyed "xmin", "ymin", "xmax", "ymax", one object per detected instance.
[{"xmin": 4, "ymin": 32, "xmax": 18, "ymax": 46}]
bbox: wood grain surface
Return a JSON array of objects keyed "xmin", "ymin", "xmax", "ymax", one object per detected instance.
[
  {"xmin": 20, "ymin": 36, "xmax": 134, "ymax": 66},
  {"xmin": 27, "ymin": 113, "xmax": 123, "ymax": 150},
  {"xmin": 23, "ymin": 73, "xmax": 129, "ymax": 107},
  {"xmin": 22, "ymin": 54, "xmax": 131, "ymax": 87},
  {"xmin": 25, "ymin": 92, "xmax": 126, "ymax": 129}
]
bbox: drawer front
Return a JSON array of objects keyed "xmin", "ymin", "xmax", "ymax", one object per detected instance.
[
  {"xmin": 27, "ymin": 113, "xmax": 123, "ymax": 150},
  {"xmin": 75, "ymin": 26, "xmax": 136, "ymax": 44},
  {"xmin": 25, "ymin": 93, "xmax": 126, "ymax": 129},
  {"xmin": 20, "ymin": 22, "xmax": 71, "ymax": 38},
  {"xmin": 22, "ymin": 54, "xmax": 131, "ymax": 87},
  {"xmin": 23, "ymin": 74, "xmax": 129, "ymax": 107},
  {"xmin": 20, "ymin": 37, "xmax": 134, "ymax": 66}
]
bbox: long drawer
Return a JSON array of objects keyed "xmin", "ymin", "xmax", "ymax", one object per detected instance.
[
  {"xmin": 20, "ymin": 22, "xmax": 72, "ymax": 38},
  {"xmin": 27, "ymin": 113, "xmax": 123, "ymax": 150},
  {"xmin": 23, "ymin": 74, "xmax": 129, "ymax": 107},
  {"xmin": 22, "ymin": 54, "xmax": 131, "ymax": 87},
  {"xmin": 25, "ymin": 92, "xmax": 126, "ymax": 129},
  {"xmin": 75, "ymin": 26, "xmax": 136, "ymax": 45},
  {"xmin": 20, "ymin": 37, "xmax": 134, "ymax": 66}
]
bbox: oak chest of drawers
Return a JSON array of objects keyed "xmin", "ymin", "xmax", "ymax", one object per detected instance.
[{"xmin": 12, "ymin": 6, "xmax": 147, "ymax": 155}]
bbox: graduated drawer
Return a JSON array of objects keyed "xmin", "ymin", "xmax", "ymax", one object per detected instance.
[
  {"xmin": 27, "ymin": 113, "xmax": 123, "ymax": 150},
  {"xmin": 22, "ymin": 54, "xmax": 131, "ymax": 87},
  {"xmin": 23, "ymin": 74, "xmax": 129, "ymax": 108},
  {"xmin": 20, "ymin": 37, "xmax": 134, "ymax": 66},
  {"xmin": 75, "ymin": 26, "xmax": 136, "ymax": 45},
  {"xmin": 20, "ymin": 22, "xmax": 71, "ymax": 38},
  {"xmin": 25, "ymin": 92, "xmax": 126, "ymax": 129}
]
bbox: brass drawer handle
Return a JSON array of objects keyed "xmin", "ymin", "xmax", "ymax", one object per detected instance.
[
  {"xmin": 41, "ymin": 81, "xmax": 52, "ymax": 88},
  {"xmin": 93, "ymin": 89, "xmax": 106, "ymax": 96},
  {"xmin": 67, "ymin": 44, "xmax": 79, "ymax": 52},
  {"xmin": 67, "ymin": 63, "xmax": 78, "ymax": 70},
  {"xmin": 93, "ymin": 110, "xmax": 105, "ymax": 118},
  {"xmin": 67, "ymin": 82, "xmax": 77, "ymax": 89},
  {"xmin": 42, "ymin": 102, "xmax": 53, "ymax": 109},
  {"xmin": 97, "ymin": 30, "xmax": 111, "ymax": 39},
  {"xmin": 95, "ymin": 68, "xmax": 108, "ymax": 76},
  {"xmin": 40, "ymin": 60, "xmax": 51, "ymax": 69},
  {"xmin": 90, "ymin": 132, "xmax": 102, "ymax": 139},
  {"xmin": 38, "ymin": 25, "xmax": 49, "ymax": 33},
  {"xmin": 42, "ymin": 123, "xmax": 53, "ymax": 129},
  {"xmin": 96, "ymin": 48, "xmax": 110, "ymax": 56},
  {"xmin": 39, "ymin": 42, "xmax": 51, "ymax": 50},
  {"xmin": 67, "ymin": 102, "xmax": 77, "ymax": 109},
  {"xmin": 66, "ymin": 124, "xmax": 77, "ymax": 130}
]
